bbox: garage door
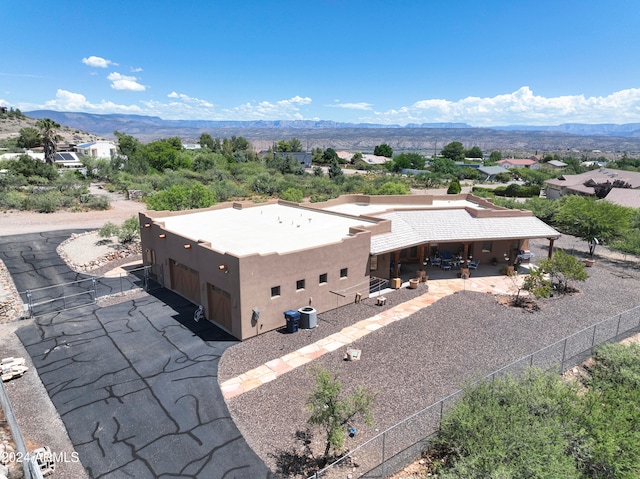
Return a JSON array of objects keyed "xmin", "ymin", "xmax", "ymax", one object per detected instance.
[
  {"xmin": 169, "ymin": 259, "xmax": 201, "ymax": 305},
  {"xmin": 207, "ymin": 283, "xmax": 232, "ymax": 331}
]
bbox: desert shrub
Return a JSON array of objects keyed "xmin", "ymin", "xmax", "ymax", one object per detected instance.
[
  {"xmin": 29, "ymin": 191, "xmax": 62, "ymax": 213},
  {"xmin": 436, "ymin": 369, "xmax": 582, "ymax": 479},
  {"xmin": 376, "ymin": 181, "xmax": 409, "ymax": 195},
  {"xmin": 280, "ymin": 187, "xmax": 304, "ymax": 203},
  {"xmin": 0, "ymin": 190, "xmax": 26, "ymax": 210},
  {"xmin": 447, "ymin": 178, "xmax": 462, "ymax": 194},
  {"xmin": 84, "ymin": 194, "xmax": 110, "ymax": 210},
  {"xmin": 146, "ymin": 183, "xmax": 216, "ymax": 211}
]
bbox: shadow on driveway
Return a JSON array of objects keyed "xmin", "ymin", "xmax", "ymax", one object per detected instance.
[{"xmin": 2, "ymin": 231, "xmax": 274, "ymax": 478}]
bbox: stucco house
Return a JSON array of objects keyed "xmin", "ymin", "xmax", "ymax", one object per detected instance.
[
  {"xmin": 75, "ymin": 140, "xmax": 117, "ymax": 159},
  {"xmin": 140, "ymin": 194, "xmax": 560, "ymax": 340},
  {"xmin": 497, "ymin": 159, "xmax": 540, "ymax": 169},
  {"xmin": 545, "ymin": 168, "xmax": 640, "ymax": 200}
]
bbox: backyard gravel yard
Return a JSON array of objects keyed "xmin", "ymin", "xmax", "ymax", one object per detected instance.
[{"xmin": 220, "ymin": 237, "xmax": 640, "ymax": 476}]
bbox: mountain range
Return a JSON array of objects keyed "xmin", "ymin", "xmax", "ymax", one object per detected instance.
[{"xmin": 24, "ymin": 110, "xmax": 640, "ymax": 155}]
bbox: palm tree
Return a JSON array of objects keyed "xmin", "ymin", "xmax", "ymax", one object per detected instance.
[{"xmin": 36, "ymin": 118, "xmax": 61, "ymax": 165}]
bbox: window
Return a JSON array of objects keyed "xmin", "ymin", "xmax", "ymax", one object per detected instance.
[
  {"xmin": 271, "ymin": 286, "xmax": 280, "ymax": 298},
  {"xmin": 319, "ymin": 273, "xmax": 327, "ymax": 284},
  {"xmin": 482, "ymin": 241, "xmax": 492, "ymax": 253},
  {"xmin": 340, "ymin": 268, "xmax": 348, "ymax": 278},
  {"xmin": 296, "ymin": 279, "xmax": 305, "ymax": 291},
  {"xmin": 370, "ymin": 256, "xmax": 378, "ymax": 271}
]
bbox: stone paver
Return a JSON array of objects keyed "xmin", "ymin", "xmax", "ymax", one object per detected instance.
[{"xmin": 220, "ymin": 274, "xmax": 519, "ymax": 399}]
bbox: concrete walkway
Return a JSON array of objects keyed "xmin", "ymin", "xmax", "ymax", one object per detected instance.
[{"xmin": 221, "ymin": 274, "xmax": 520, "ymax": 399}]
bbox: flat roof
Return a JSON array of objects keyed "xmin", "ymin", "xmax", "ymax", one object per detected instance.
[
  {"xmin": 157, "ymin": 203, "xmax": 375, "ymax": 256},
  {"xmin": 322, "ymin": 199, "xmax": 482, "ymax": 216}
]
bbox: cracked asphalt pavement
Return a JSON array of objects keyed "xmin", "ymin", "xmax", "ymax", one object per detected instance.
[{"xmin": 1, "ymin": 231, "xmax": 274, "ymax": 479}]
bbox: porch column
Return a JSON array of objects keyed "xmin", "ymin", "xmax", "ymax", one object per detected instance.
[
  {"xmin": 462, "ymin": 243, "xmax": 470, "ymax": 264},
  {"xmin": 393, "ymin": 250, "xmax": 400, "ymax": 277},
  {"xmin": 548, "ymin": 238, "xmax": 555, "ymax": 258}
]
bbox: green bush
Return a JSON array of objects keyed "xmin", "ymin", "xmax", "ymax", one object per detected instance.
[
  {"xmin": 30, "ymin": 191, "xmax": 62, "ymax": 213},
  {"xmin": 0, "ymin": 190, "xmax": 26, "ymax": 210},
  {"xmin": 84, "ymin": 194, "xmax": 110, "ymax": 210}
]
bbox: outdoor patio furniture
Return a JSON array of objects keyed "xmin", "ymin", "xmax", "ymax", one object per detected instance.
[
  {"xmin": 468, "ymin": 260, "xmax": 480, "ymax": 270},
  {"xmin": 442, "ymin": 261, "xmax": 452, "ymax": 271},
  {"xmin": 440, "ymin": 251, "xmax": 453, "ymax": 261},
  {"xmin": 430, "ymin": 256, "xmax": 441, "ymax": 267}
]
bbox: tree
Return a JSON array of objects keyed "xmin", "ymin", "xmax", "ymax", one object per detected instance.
[
  {"xmin": 36, "ymin": 118, "xmax": 61, "ymax": 165},
  {"xmin": 488, "ymin": 150, "xmax": 503, "ymax": 163},
  {"xmin": 350, "ymin": 152, "xmax": 363, "ymax": 164},
  {"xmin": 328, "ymin": 159, "xmax": 343, "ymax": 182},
  {"xmin": 306, "ymin": 367, "xmax": 376, "ymax": 463},
  {"xmin": 554, "ymin": 195, "xmax": 632, "ymax": 253},
  {"xmin": 447, "ymin": 178, "xmax": 461, "ymax": 194},
  {"xmin": 534, "ymin": 249, "xmax": 588, "ymax": 295},
  {"xmin": 199, "ymin": 133, "xmax": 214, "ymax": 150},
  {"xmin": 464, "ymin": 146, "xmax": 483, "ymax": 158},
  {"xmin": 373, "ymin": 144, "xmax": 393, "ymax": 158},
  {"xmin": 114, "ymin": 131, "xmax": 141, "ymax": 159},
  {"xmin": 322, "ymin": 148, "xmax": 339, "ymax": 163},
  {"xmin": 289, "ymin": 138, "xmax": 303, "ymax": 152},
  {"xmin": 17, "ymin": 127, "xmax": 41, "ymax": 149},
  {"xmin": 440, "ymin": 141, "xmax": 465, "ymax": 162},
  {"xmin": 394, "ymin": 152, "xmax": 426, "ymax": 170}
]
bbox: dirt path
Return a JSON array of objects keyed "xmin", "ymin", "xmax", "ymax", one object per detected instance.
[{"xmin": 0, "ymin": 189, "xmax": 146, "ymax": 237}]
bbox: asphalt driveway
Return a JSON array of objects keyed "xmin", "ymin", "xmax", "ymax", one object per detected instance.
[{"xmin": 1, "ymin": 232, "xmax": 274, "ymax": 478}]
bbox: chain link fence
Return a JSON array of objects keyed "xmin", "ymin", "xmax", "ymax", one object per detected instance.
[{"xmin": 309, "ymin": 305, "xmax": 640, "ymax": 479}]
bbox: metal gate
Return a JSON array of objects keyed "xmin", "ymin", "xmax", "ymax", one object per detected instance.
[{"xmin": 20, "ymin": 265, "xmax": 160, "ymax": 317}]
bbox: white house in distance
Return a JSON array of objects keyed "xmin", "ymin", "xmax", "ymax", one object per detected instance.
[{"xmin": 75, "ymin": 140, "xmax": 117, "ymax": 159}]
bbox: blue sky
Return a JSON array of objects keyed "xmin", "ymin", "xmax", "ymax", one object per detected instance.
[{"xmin": 2, "ymin": 0, "xmax": 640, "ymax": 126}]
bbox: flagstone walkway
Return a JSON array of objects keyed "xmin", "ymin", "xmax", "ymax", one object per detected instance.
[{"xmin": 220, "ymin": 274, "xmax": 520, "ymax": 399}]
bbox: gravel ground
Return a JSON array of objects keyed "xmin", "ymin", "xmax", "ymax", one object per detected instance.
[{"xmin": 220, "ymin": 237, "xmax": 640, "ymax": 476}]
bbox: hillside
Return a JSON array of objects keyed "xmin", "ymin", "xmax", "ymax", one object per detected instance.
[{"xmin": 0, "ymin": 115, "xmax": 98, "ymax": 145}]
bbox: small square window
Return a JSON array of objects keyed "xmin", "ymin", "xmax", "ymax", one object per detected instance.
[
  {"xmin": 271, "ymin": 286, "xmax": 280, "ymax": 297},
  {"xmin": 319, "ymin": 273, "xmax": 328, "ymax": 284},
  {"xmin": 482, "ymin": 241, "xmax": 492, "ymax": 253},
  {"xmin": 340, "ymin": 268, "xmax": 348, "ymax": 278},
  {"xmin": 296, "ymin": 279, "xmax": 305, "ymax": 290}
]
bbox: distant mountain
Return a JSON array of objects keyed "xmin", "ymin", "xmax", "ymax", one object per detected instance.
[
  {"xmin": 494, "ymin": 123, "xmax": 640, "ymax": 137},
  {"xmin": 23, "ymin": 110, "xmax": 640, "ymax": 154}
]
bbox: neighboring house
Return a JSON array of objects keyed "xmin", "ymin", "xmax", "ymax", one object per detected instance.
[
  {"xmin": 75, "ymin": 140, "xmax": 117, "ymax": 158},
  {"xmin": 273, "ymin": 151, "xmax": 312, "ymax": 168},
  {"xmin": 183, "ymin": 143, "xmax": 202, "ymax": 150},
  {"xmin": 602, "ymin": 188, "xmax": 640, "ymax": 209},
  {"xmin": 478, "ymin": 165, "xmax": 510, "ymax": 181},
  {"xmin": 545, "ymin": 168, "xmax": 640, "ymax": 200},
  {"xmin": 546, "ymin": 160, "xmax": 567, "ymax": 169},
  {"xmin": 497, "ymin": 159, "xmax": 540, "ymax": 169},
  {"xmin": 361, "ymin": 153, "xmax": 389, "ymax": 165},
  {"xmin": 140, "ymin": 193, "xmax": 560, "ymax": 340}
]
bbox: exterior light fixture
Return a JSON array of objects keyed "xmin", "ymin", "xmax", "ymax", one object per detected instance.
[
  {"xmin": 158, "ymin": 234, "xmax": 166, "ymax": 238},
  {"xmin": 184, "ymin": 244, "xmax": 192, "ymax": 249},
  {"xmin": 144, "ymin": 223, "xmax": 151, "ymax": 228},
  {"xmin": 218, "ymin": 264, "xmax": 228, "ymax": 272}
]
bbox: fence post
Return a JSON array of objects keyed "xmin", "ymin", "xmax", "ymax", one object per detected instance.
[
  {"xmin": 119, "ymin": 273, "xmax": 123, "ymax": 294},
  {"xmin": 26, "ymin": 290, "xmax": 32, "ymax": 317},
  {"xmin": 560, "ymin": 338, "xmax": 568, "ymax": 373},
  {"xmin": 92, "ymin": 277, "xmax": 97, "ymax": 303},
  {"xmin": 381, "ymin": 431, "xmax": 386, "ymax": 479},
  {"xmin": 144, "ymin": 266, "xmax": 149, "ymax": 291},
  {"xmin": 591, "ymin": 324, "xmax": 597, "ymax": 354}
]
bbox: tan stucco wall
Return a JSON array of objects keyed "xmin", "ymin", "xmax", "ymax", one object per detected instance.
[{"xmin": 140, "ymin": 212, "xmax": 371, "ymax": 340}]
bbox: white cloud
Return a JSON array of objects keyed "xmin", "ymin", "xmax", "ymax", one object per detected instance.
[
  {"xmin": 82, "ymin": 56, "xmax": 116, "ymax": 68},
  {"xmin": 130, "ymin": 67, "xmax": 143, "ymax": 73},
  {"xmin": 40, "ymin": 89, "xmax": 142, "ymax": 113},
  {"xmin": 107, "ymin": 72, "xmax": 146, "ymax": 91},
  {"xmin": 327, "ymin": 102, "xmax": 373, "ymax": 111},
  {"xmin": 364, "ymin": 87, "xmax": 640, "ymax": 126}
]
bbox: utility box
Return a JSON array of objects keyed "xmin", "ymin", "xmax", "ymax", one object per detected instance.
[
  {"xmin": 391, "ymin": 277, "xmax": 402, "ymax": 289},
  {"xmin": 298, "ymin": 306, "xmax": 317, "ymax": 329},
  {"xmin": 284, "ymin": 310, "xmax": 300, "ymax": 333}
]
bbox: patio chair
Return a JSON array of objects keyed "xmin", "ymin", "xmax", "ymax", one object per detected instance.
[
  {"xmin": 430, "ymin": 256, "xmax": 441, "ymax": 267},
  {"xmin": 468, "ymin": 260, "xmax": 480, "ymax": 270}
]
